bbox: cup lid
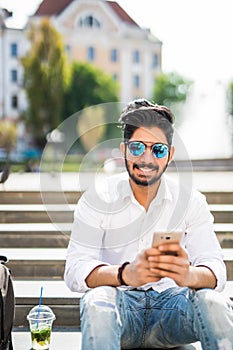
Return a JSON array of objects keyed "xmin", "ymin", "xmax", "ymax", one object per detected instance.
[{"xmin": 27, "ymin": 305, "xmax": 56, "ymax": 321}]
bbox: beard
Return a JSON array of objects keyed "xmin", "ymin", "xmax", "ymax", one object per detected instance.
[{"xmin": 125, "ymin": 159, "xmax": 166, "ymax": 187}]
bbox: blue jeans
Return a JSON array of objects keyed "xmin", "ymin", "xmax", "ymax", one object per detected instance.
[{"xmin": 80, "ymin": 286, "xmax": 233, "ymax": 350}]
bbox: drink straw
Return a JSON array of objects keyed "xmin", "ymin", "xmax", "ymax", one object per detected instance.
[{"xmin": 36, "ymin": 286, "xmax": 43, "ymax": 328}]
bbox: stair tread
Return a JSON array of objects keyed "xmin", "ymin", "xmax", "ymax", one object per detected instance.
[
  {"xmin": 0, "ymin": 204, "xmax": 75, "ymax": 211},
  {"xmin": 12, "ymin": 331, "xmax": 202, "ymax": 350},
  {"xmin": 2, "ymin": 248, "xmax": 67, "ymax": 260},
  {"xmin": 209, "ymin": 204, "xmax": 233, "ymax": 211},
  {"xmin": 12, "ymin": 332, "xmax": 83, "ymax": 350},
  {"xmin": 1, "ymin": 204, "xmax": 232, "ymax": 211},
  {"xmin": 2, "ymin": 247, "xmax": 233, "ymax": 261},
  {"xmin": 0, "ymin": 222, "xmax": 232, "ymax": 232},
  {"xmin": 13, "ymin": 279, "xmax": 233, "ymax": 299},
  {"xmin": 14, "ymin": 280, "xmax": 82, "ymax": 299},
  {"xmin": 0, "ymin": 222, "xmax": 72, "ymax": 231}
]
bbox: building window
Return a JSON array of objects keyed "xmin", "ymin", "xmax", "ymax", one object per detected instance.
[
  {"xmin": 65, "ymin": 45, "xmax": 71, "ymax": 56},
  {"xmin": 112, "ymin": 73, "xmax": 118, "ymax": 81},
  {"xmin": 11, "ymin": 95, "xmax": 18, "ymax": 109},
  {"xmin": 133, "ymin": 50, "xmax": 140, "ymax": 63},
  {"xmin": 87, "ymin": 47, "xmax": 95, "ymax": 61},
  {"xmin": 110, "ymin": 49, "xmax": 118, "ymax": 63},
  {"xmin": 10, "ymin": 43, "xmax": 18, "ymax": 57},
  {"xmin": 152, "ymin": 53, "xmax": 159, "ymax": 68},
  {"xmin": 133, "ymin": 74, "xmax": 140, "ymax": 88},
  {"xmin": 79, "ymin": 15, "xmax": 101, "ymax": 28},
  {"xmin": 11, "ymin": 69, "xmax": 18, "ymax": 83}
]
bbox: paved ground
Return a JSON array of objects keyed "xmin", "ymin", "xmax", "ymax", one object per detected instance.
[
  {"xmin": 12, "ymin": 331, "xmax": 202, "ymax": 350},
  {"xmin": 12, "ymin": 331, "xmax": 82, "ymax": 350},
  {"xmin": 1, "ymin": 171, "xmax": 233, "ymax": 192}
]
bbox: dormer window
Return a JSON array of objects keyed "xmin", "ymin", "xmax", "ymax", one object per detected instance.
[{"xmin": 79, "ymin": 15, "xmax": 101, "ymax": 29}]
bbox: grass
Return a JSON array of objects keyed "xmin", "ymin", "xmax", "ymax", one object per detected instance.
[{"xmin": 0, "ymin": 155, "xmax": 104, "ymax": 173}]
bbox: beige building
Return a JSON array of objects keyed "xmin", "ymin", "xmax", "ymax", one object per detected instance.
[
  {"xmin": 31, "ymin": 0, "xmax": 162, "ymax": 103},
  {"xmin": 0, "ymin": 0, "xmax": 162, "ymax": 122}
]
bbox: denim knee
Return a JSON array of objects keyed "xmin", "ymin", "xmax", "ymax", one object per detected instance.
[
  {"xmin": 196, "ymin": 288, "xmax": 233, "ymax": 316},
  {"xmin": 194, "ymin": 289, "xmax": 233, "ymax": 342},
  {"xmin": 80, "ymin": 286, "xmax": 121, "ymax": 324}
]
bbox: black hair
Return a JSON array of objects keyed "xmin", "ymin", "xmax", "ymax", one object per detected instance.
[{"xmin": 119, "ymin": 98, "xmax": 175, "ymax": 145}]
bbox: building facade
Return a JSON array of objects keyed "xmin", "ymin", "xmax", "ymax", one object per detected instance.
[{"xmin": 0, "ymin": 0, "xmax": 162, "ymax": 121}]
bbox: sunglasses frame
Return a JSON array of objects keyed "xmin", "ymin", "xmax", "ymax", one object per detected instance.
[{"xmin": 125, "ymin": 141, "xmax": 170, "ymax": 159}]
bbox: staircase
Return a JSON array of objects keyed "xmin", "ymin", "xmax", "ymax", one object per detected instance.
[{"xmin": 0, "ymin": 187, "xmax": 233, "ymax": 332}]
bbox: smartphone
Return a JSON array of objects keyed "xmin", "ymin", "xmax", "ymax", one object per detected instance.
[{"xmin": 152, "ymin": 230, "xmax": 183, "ymax": 255}]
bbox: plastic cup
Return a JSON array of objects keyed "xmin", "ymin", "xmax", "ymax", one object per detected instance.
[{"xmin": 27, "ymin": 305, "xmax": 56, "ymax": 350}]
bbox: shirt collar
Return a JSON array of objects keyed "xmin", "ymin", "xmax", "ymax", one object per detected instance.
[{"xmin": 115, "ymin": 172, "xmax": 172, "ymax": 205}]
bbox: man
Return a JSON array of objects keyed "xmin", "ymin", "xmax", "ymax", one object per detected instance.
[{"xmin": 64, "ymin": 99, "xmax": 233, "ymax": 349}]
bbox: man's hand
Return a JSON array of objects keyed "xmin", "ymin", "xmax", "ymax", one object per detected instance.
[
  {"xmin": 146, "ymin": 243, "xmax": 194, "ymax": 287},
  {"xmin": 86, "ymin": 243, "xmax": 216, "ymax": 289},
  {"xmin": 123, "ymin": 248, "xmax": 162, "ymax": 287}
]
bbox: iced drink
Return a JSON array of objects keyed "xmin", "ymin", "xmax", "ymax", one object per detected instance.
[{"xmin": 27, "ymin": 305, "xmax": 56, "ymax": 350}]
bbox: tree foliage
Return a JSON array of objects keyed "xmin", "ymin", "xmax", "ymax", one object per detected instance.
[
  {"xmin": 64, "ymin": 62, "xmax": 120, "ymax": 151},
  {"xmin": 152, "ymin": 72, "xmax": 193, "ymax": 121},
  {"xmin": 0, "ymin": 120, "xmax": 17, "ymax": 158},
  {"xmin": 64, "ymin": 62, "xmax": 119, "ymax": 118},
  {"xmin": 21, "ymin": 19, "xmax": 68, "ymax": 147}
]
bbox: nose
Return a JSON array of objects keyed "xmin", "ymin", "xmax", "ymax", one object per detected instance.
[{"xmin": 140, "ymin": 148, "xmax": 154, "ymax": 163}]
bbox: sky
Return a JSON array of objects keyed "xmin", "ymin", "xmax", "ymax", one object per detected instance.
[
  {"xmin": 1, "ymin": 0, "xmax": 233, "ymax": 86},
  {"xmin": 1, "ymin": 0, "xmax": 233, "ymax": 158}
]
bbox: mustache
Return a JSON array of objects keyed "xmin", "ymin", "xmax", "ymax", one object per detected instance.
[{"xmin": 133, "ymin": 163, "xmax": 159, "ymax": 171}]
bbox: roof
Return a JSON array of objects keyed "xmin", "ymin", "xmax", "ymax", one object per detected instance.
[
  {"xmin": 106, "ymin": 1, "xmax": 139, "ymax": 26},
  {"xmin": 34, "ymin": 0, "xmax": 73, "ymax": 16},
  {"xmin": 34, "ymin": 0, "xmax": 139, "ymax": 26}
]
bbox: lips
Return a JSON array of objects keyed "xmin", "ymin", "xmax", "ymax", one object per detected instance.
[{"xmin": 133, "ymin": 163, "xmax": 159, "ymax": 171}]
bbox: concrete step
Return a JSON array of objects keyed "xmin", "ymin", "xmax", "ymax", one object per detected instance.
[
  {"xmin": 0, "ymin": 189, "xmax": 232, "ymax": 205},
  {"xmin": 0, "ymin": 191, "xmax": 81, "ymax": 204},
  {"xmin": 202, "ymin": 191, "xmax": 233, "ymax": 205},
  {"xmin": 12, "ymin": 331, "xmax": 82, "ymax": 350},
  {"xmin": 215, "ymin": 223, "xmax": 233, "ymax": 248},
  {"xmin": 0, "ymin": 223, "xmax": 233, "ymax": 249},
  {"xmin": 0, "ymin": 203, "xmax": 232, "ymax": 224},
  {"xmin": 13, "ymin": 280, "xmax": 82, "ymax": 328},
  {"xmin": 2, "ymin": 248, "xmax": 233, "ymax": 280},
  {"xmin": 12, "ymin": 279, "xmax": 233, "ymax": 329},
  {"xmin": 3, "ymin": 248, "xmax": 66, "ymax": 280},
  {"xmin": 12, "ymin": 330, "xmax": 202, "ymax": 350},
  {"xmin": 209, "ymin": 204, "xmax": 233, "ymax": 223},
  {"xmin": 0, "ymin": 204, "xmax": 75, "ymax": 223},
  {"xmin": 0, "ymin": 222, "xmax": 71, "ymax": 248}
]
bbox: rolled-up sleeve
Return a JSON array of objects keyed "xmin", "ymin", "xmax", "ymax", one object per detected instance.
[{"xmin": 185, "ymin": 191, "xmax": 227, "ymax": 292}]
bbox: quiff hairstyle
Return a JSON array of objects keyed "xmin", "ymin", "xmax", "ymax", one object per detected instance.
[{"xmin": 119, "ymin": 98, "xmax": 175, "ymax": 146}]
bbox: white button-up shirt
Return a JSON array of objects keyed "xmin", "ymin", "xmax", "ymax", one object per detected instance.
[{"xmin": 64, "ymin": 172, "xmax": 226, "ymax": 293}]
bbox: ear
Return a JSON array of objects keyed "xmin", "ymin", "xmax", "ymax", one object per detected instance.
[
  {"xmin": 120, "ymin": 142, "xmax": 126, "ymax": 158},
  {"xmin": 168, "ymin": 145, "xmax": 175, "ymax": 163}
]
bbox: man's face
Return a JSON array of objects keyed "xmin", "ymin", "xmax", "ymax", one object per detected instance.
[{"xmin": 121, "ymin": 126, "xmax": 174, "ymax": 187}]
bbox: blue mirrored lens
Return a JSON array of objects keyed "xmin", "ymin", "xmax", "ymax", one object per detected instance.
[
  {"xmin": 128, "ymin": 142, "xmax": 145, "ymax": 156},
  {"xmin": 152, "ymin": 144, "xmax": 169, "ymax": 158}
]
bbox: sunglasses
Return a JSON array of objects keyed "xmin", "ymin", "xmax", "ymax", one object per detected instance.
[{"xmin": 126, "ymin": 141, "xmax": 170, "ymax": 159}]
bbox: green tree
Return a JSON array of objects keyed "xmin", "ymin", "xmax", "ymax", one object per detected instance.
[
  {"xmin": 0, "ymin": 120, "xmax": 17, "ymax": 160},
  {"xmin": 64, "ymin": 62, "xmax": 119, "ymax": 117},
  {"xmin": 152, "ymin": 72, "xmax": 193, "ymax": 122},
  {"xmin": 21, "ymin": 19, "xmax": 68, "ymax": 147},
  {"xmin": 64, "ymin": 62, "xmax": 120, "ymax": 151}
]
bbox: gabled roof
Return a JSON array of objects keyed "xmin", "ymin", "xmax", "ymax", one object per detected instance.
[
  {"xmin": 106, "ymin": 1, "xmax": 139, "ymax": 26},
  {"xmin": 34, "ymin": 0, "xmax": 139, "ymax": 27},
  {"xmin": 34, "ymin": 0, "xmax": 73, "ymax": 16}
]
